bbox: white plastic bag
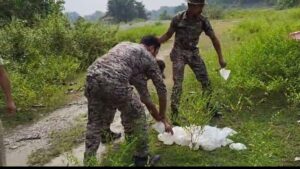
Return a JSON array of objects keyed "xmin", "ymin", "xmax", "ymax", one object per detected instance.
[
  {"xmin": 189, "ymin": 142, "xmax": 201, "ymax": 151},
  {"xmin": 229, "ymin": 143, "xmax": 247, "ymax": 151},
  {"xmin": 219, "ymin": 68, "xmax": 231, "ymax": 80},
  {"xmin": 222, "ymin": 127, "xmax": 238, "ymax": 137},
  {"xmin": 198, "ymin": 126, "xmax": 223, "ymax": 151},
  {"xmin": 173, "ymin": 127, "xmax": 191, "ymax": 146},
  {"xmin": 152, "ymin": 122, "xmax": 165, "ymax": 134},
  {"xmin": 152, "ymin": 122, "xmax": 245, "ymax": 152},
  {"xmin": 158, "ymin": 133, "xmax": 174, "ymax": 145},
  {"xmin": 222, "ymin": 139, "xmax": 234, "ymax": 147}
]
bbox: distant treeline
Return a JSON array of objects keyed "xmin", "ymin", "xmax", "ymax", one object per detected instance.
[{"xmin": 208, "ymin": 0, "xmax": 300, "ymax": 9}]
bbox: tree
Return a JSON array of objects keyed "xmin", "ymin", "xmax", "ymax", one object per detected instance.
[
  {"xmin": 159, "ymin": 10, "xmax": 172, "ymax": 20},
  {"xmin": 0, "ymin": 0, "xmax": 65, "ymax": 27},
  {"xmin": 174, "ymin": 3, "xmax": 187, "ymax": 14},
  {"xmin": 135, "ymin": 1, "xmax": 148, "ymax": 20},
  {"xmin": 106, "ymin": 0, "xmax": 147, "ymax": 23},
  {"xmin": 276, "ymin": 0, "xmax": 300, "ymax": 9},
  {"xmin": 207, "ymin": 0, "xmax": 278, "ymax": 7}
]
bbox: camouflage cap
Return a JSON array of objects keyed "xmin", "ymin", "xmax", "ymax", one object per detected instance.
[{"xmin": 186, "ymin": 0, "xmax": 207, "ymax": 5}]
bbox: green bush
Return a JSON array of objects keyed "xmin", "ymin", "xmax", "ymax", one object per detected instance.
[
  {"xmin": 72, "ymin": 19, "xmax": 118, "ymax": 69},
  {"xmin": 276, "ymin": 0, "xmax": 300, "ymax": 10},
  {"xmin": 222, "ymin": 8, "xmax": 300, "ymax": 107},
  {"xmin": 204, "ymin": 5, "xmax": 225, "ymax": 19},
  {"xmin": 0, "ymin": 14, "xmax": 117, "ymax": 126},
  {"xmin": 116, "ymin": 23, "xmax": 168, "ymax": 43}
]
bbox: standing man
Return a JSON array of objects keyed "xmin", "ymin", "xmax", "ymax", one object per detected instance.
[
  {"xmin": 0, "ymin": 57, "xmax": 17, "ymax": 166},
  {"xmin": 159, "ymin": 0, "xmax": 227, "ymax": 123},
  {"xmin": 84, "ymin": 36, "xmax": 173, "ymax": 166}
]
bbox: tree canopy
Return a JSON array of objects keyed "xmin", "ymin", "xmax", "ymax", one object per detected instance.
[
  {"xmin": 106, "ymin": 0, "xmax": 148, "ymax": 22},
  {"xmin": 0, "ymin": 0, "xmax": 65, "ymax": 27}
]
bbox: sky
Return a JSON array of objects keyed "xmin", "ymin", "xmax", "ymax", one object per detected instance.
[{"xmin": 64, "ymin": 0, "xmax": 185, "ymax": 16}]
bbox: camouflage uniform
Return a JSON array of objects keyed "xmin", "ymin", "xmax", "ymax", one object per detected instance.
[
  {"xmin": 84, "ymin": 42, "xmax": 167, "ymax": 161},
  {"xmin": 169, "ymin": 11, "xmax": 214, "ymax": 114}
]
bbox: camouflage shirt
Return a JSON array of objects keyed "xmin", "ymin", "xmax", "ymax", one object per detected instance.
[
  {"xmin": 130, "ymin": 74, "xmax": 151, "ymax": 103},
  {"xmin": 170, "ymin": 11, "xmax": 214, "ymax": 50},
  {"xmin": 87, "ymin": 42, "xmax": 167, "ymax": 99}
]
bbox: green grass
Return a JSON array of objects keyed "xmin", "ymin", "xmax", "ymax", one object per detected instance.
[
  {"xmin": 147, "ymin": 93, "xmax": 299, "ymax": 166},
  {"xmin": 101, "ymin": 7, "xmax": 300, "ymax": 166},
  {"xmin": 116, "ymin": 22, "xmax": 169, "ymax": 43}
]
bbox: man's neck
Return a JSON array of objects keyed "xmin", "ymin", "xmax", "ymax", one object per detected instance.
[{"xmin": 186, "ymin": 10, "xmax": 200, "ymax": 19}]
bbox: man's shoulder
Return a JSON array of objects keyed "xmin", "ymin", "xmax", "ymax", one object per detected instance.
[
  {"xmin": 110, "ymin": 41, "xmax": 143, "ymax": 54},
  {"xmin": 115, "ymin": 41, "xmax": 138, "ymax": 48},
  {"xmin": 173, "ymin": 11, "xmax": 186, "ymax": 21},
  {"xmin": 199, "ymin": 14, "xmax": 210, "ymax": 22}
]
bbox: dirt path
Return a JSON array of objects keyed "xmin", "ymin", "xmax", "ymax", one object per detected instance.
[
  {"xmin": 4, "ymin": 97, "xmax": 87, "ymax": 166},
  {"xmin": 3, "ymin": 40, "xmax": 174, "ymax": 166},
  {"xmin": 45, "ymin": 111, "xmax": 124, "ymax": 166}
]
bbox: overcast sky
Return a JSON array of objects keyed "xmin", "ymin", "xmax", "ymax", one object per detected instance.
[{"xmin": 64, "ymin": 0, "xmax": 185, "ymax": 15}]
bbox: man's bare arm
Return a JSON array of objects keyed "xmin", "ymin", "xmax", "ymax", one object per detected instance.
[
  {"xmin": 209, "ymin": 33, "xmax": 227, "ymax": 68},
  {"xmin": 159, "ymin": 27, "xmax": 175, "ymax": 44},
  {"xmin": 0, "ymin": 66, "xmax": 16, "ymax": 114}
]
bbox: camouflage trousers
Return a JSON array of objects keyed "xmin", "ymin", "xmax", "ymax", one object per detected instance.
[
  {"xmin": 84, "ymin": 76, "xmax": 149, "ymax": 162},
  {"xmin": 170, "ymin": 48, "xmax": 212, "ymax": 115},
  {"xmin": 0, "ymin": 120, "xmax": 6, "ymax": 166}
]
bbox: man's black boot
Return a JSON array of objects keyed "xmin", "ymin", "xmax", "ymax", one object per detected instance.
[
  {"xmin": 134, "ymin": 155, "xmax": 161, "ymax": 167},
  {"xmin": 134, "ymin": 156, "xmax": 148, "ymax": 167}
]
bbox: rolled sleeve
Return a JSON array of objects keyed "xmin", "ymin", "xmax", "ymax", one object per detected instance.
[{"xmin": 170, "ymin": 16, "xmax": 178, "ymax": 32}]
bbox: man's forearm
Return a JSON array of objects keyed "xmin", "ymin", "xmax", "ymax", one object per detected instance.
[
  {"xmin": 0, "ymin": 69, "xmax": 13, "ymax": 102},
  {"xmin": 147, "ymin": 104, "xmax": 161, "ymax": 121},
  {"xmin": 159, "ymin": 34, "xmax": 170, "ymax": 44},
  {"xmin": 212, "ymin": 37, "xmax": 223, "ymax": 60},
  {"xmin": 158, "ymin": 95, "xmax": 167, "ymax": 119},
  {"xmin": 159, "ymin": 30, "xmax": 174, "ymax": 44},
  {"xmin": 141, "ymin": 97, "xmax": 161, "ymax": 121}
]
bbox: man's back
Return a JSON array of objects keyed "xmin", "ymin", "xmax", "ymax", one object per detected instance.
[{"xmin": 87, "ymin": 42, "xmax": 155, "ymax": 84}]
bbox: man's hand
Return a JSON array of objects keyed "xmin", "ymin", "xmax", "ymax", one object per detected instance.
[
  {"xmin": 162, "ymin": 119, "xmax": 174, "ymax": 135},
  {"xmin": 219, "ymin": 58, "xmax": 227, "ymax": 68},
  {"xmin": 6, "ymin": 100, "xmax": 16, "ymax": 116}
]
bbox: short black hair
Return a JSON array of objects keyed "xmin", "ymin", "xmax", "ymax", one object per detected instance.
[{"xmin": 141, "ymin": 35, "xmax": 161, "ymax": 50}]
